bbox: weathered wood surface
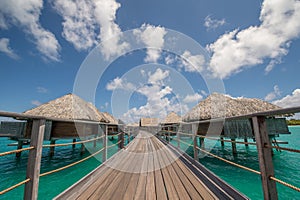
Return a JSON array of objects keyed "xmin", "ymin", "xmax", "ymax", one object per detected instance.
[{"xmin": 55, "ymin": 131, "xmax": 247, "ymax": 200}]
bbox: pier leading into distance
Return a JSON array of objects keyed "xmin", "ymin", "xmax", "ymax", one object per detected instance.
[{"xmin": 55, "ymin": 131, "xmax": 247, "ymax": 200}]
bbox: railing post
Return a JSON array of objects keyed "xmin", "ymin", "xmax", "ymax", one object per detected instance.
[
  {"xmin": 24, "ymin": 119, "xmax": 45, "ymax": 200},
  {"xmin": 102, "ymin": 124, "xmax": 107, "ymax": 162},
  {"xmin": 192, "ymin": 123, "xmax": 198, "ymax": 161},
  {"xmin": 177, "ymin": 132, "xmax": 180, "ymax": 148},
  {"xmin": 252, "ymin": 116, "xmax": 278, "ymax": 200}
]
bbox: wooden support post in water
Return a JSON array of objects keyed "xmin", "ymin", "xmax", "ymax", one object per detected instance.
[
  {"xmin": 244, "ymin": 138, "xmax": 249, "ymax": 147},
  {"xmin": 200, "ymin": 137, "xmax": 205, "ymax": 149},
  {"xmin": 24, "ymin": 119, "xmax": 45, "ymax": 200},
  {"xmin": 102, "ymin": 125, "xmax": 107, "ymax": 162},
  {"xmin": 231, "ymin": 139, "xmax": 237, "ymax": 155},
  {"xmin": 252, "ymin": 116, "xmax": 278, "ymax": 200},
  {"xmin": 72, "ymin": 139, "xmax": 76, "ymax": 149},
  {"xmin": 93, "ymin": 134, "xmax": 97, "ymax": 148},
  {"xmin": 220, "ymin": 137, "xmax": 225, "ymax": 147},
  {"xmin": 177, "ymin": 132, "xmax": 180, "ymax": 148},
  {"xmin": 168, "ymin": 126, "xmax": 171, "ymax": 143},
  {"xmin": 80, "ymin": 144, "xmax": 85, "ymax": 155},
  {"xmin": 50, "ymin": 140, "xmax": 55, "ymax": 157},
  {"xmin": 16, "ymin": 140, "xmax": 23, "ymax": 158},
  {"xmin": 193, "ymin": 136, "xmax": 198, "ymax": 161}
]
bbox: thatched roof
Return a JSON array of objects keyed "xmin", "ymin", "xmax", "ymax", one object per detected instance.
[
  {"xmin": 183, "ymin": 93, "xmax": 281, "ymax": 121},
  {"xmin": 24, "ymin": 93, "xmax": 108, "ymax": 122},
  {"xmin": 127, "ymin": 122, "xmax": 139, "ymax": 127},
  {"xmin": 161, "ymin": 112, "xmax": 181, "ymax": 124},
  {"xmin": 140, "ymin": 118, "xmax": 159, "ymax": 127},
  {"xmin": 102, "ymin": 112, "xmax": 119, "ymax": 124}
]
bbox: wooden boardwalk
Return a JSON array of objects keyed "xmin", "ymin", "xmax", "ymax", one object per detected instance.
[{"xmin": 55, "ymin": 131, "xmax": 247, "ymax": 200}]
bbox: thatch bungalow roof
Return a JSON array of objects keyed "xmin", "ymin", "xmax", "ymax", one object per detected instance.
[
  {"xmin": 127, "ymin": 122, "xmax": 139, "ymax": 127},
  {"xmin": 161, "ymin": 112, "xmax": 181, "ymax": 124},
  {"xmin": 24, "ymin": 93, "xmax": 108, "ymax": 122},
  {"xmin": 140, "ymin": 118, "xmax": 159, "ymax": 127},
  {"xmin": 183, "ymin": 93, "xmax": 281, "ymax": 121},
  {"xmin": 102, "ymin": 112, "xmax": 119, "ymax": 124}
]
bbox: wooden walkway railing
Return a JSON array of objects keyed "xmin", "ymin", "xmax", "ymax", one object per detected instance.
[{"xmin": 55, "ymin": 131, "xmax": 248, "ymax": 200}]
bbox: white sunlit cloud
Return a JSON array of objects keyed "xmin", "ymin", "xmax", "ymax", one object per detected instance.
[
  {"xmin": 36, "ymin": 86, "xmax": 48, "ymax": 93},
  {"xmin": 204, "ymin": 15, "xmax": 226, "ymax": 30},
  {"xmin": 106, "ymin": 77, "xmax": 135, "ymax": 91},
  {"xmin": 110, "ymin": 68, "xmax": 188, "ymax": 123},
  {"xmin": 53, "ymin": 0, "xmax": 128, "ymax": 60},
  {"xmin": 31, "ymin": 100, "xmax": 42, "ymax": 106},
  {"xmin": 180, "ymin": 50, "xmax": 205, "ymax": 73},
  {"xmin": 272, "ymin": 89, "xmax": 300, "ymax": 108},
  {"xmin": 207, "ymin": 0, "xmax": 300, "ymax": 79},
  {"xmin": 133, "ymin": 23, "xmax": 167, "ymax": 63},
  {"xmin": 264, "ymin": 85, "xmax": 281, "ymax": 101},
  {"xmin": 0, "ymin": 0, "xmax": 60, "ymax": 61},
  {"xmin": 0, "ymin": 38, "xmax": 19, "ymax": 59},
  {"xmin": 183, "ymin": 93, "xmax": 203, "ymax": 103}
]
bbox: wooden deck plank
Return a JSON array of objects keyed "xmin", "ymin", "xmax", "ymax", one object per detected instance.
[
  {"xmin": 56, "ymin": 131, "xmax": 247, "ymax": 200},
  {"xmin": 146, "ymin": 139, "xmax": 156, "ymax": 200}
]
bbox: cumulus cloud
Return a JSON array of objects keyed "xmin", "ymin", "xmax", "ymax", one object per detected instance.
[
  {"xmin": 0, "ymin": 0, "xmax": 60, "ymax": 61},
  {"xmin": 121, "ymin": 68, "xmax": 188, "ymax": 122},
  {"xmin": 31, "ymin": 100, "xmax": 42, "ymax": 106},
  {"xmin": 204, "ymin": 15, "xmax": 226, "ymax": 30},
  {"xmin": 265, "ymin": 85, "xmax": 281, "ymax": 101},
  {"xmin": 36, "ymin": 86, "xmax": 48, "ymax": 93},
  {"xmin": 134, "ymin": 24, "xmax": 167, "ymax": 63},
  {"xmin": 180, "ymin": 50, "xmax": 205, "ymax": 72},
  {"xmin": 0, "ymin": 38, "xmax": 18, "ymax": 59},
  {"xmin": 207, "ymin": 0, "xmax": 300, "ymax": 78},
  {"xmin": 106, "ymin": 77, "xmax": 135, "ymax": 91},
  {"xmin": 148, "ymin": 68, "xmax": 170, "ymax": 85},
  {"xmin": 53, "ymin": 0, "xmax": 128, "ymax": 60},
  {"xmin": 53, "ymin": 0, "xmax": 97, "ymax": 51},
  {"xmin": 272, "ymin": 89, "xmax": 300, "ymax": 108},
  {"xmin": 183, "ymin": 93, "xmax": 203, "ymax": 103}
]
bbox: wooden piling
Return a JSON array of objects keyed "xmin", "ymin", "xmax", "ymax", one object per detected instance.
[
  {"xmin": 244, "ymin": 138, "xmax": 249, "ymax": 147},
  {"xmin": 231, "ymin": 139, "xmax": 237, "ymax": 155},
  {"xmin": 93, "ymin": 134, "xmax": 97, "ymax": 148},
  {"xmin": 72, "ymin": 139, "xmax": 76, "ymax": 149},
  {"xmin": 102, "ymin": 125, "xmax": 107, "ymax": 162},
  {"xmin": 24, "ymin": 119, "xmax": 45, "ymax": 200},
  {"xmin": 252, "ymin": 116, "xmax": 278, "ymax": 200},
  {"xmin": 80, "ymin": 144, "xmax": 85, "ymax": 155},
  {"xmin": 193, "ymin": 136, "xmax": 198, "ymax": 161},
  {"xmin": 220, "ymin": 137, "xmax": 225, "ymax": 147},
  {"xmin": 50, "ymin": 140, "xmax": 55, "ymax": 157},
  {"xmin": 200, "ymin": 137, "xmax": 205, "ymax": 149},
  {"xmin": 16, "ymin": 140, "xmax": 23, "ymax": 158},
  {"xmin": 177, "ymin": 132, "xmax": 180, "ymax": 148}
]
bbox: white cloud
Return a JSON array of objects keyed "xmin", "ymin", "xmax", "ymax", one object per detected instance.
[
  {"xmin": 0, "ymin": 0, "xmax": 60, "ymax": 61},
  {"xmin": 53, "ymin": 0, "xmax": 128, "ymax": 60},
  {"xmin": 134, "ymin": 24, "xmax": 167, "ymax": 63},
  {"xmin": 204, "ymin": 15, "xmax": 226, "ymax": 30},
  {"xmin": 148, "ymin": 68, "xmax": 170, "ymax": 85},
  {"xmin": 180, "ymin": 50, "xmax": 205, "ymax": 72},
  {"xmin": 265, "ymin": 85, "xmax": 281, "ymax": 101},
  {"xmin": 272, "ymin": 89, "xmax": 300, "ymax": 108},
  {"xmin": 0, "ymin": 38, "xmax": 18, "ymax": 59},
  {"xmin": 53, "ymin": 0, "xmax": 97, "ymax": 51},
  {"xmin": 207, "ymin": 0, "xmax": 300, "ymax": 78},
  {"xmin": 31, "ymin": 100, "xmax": 42, "ymax": 106},
  {"xmin": 183, "ymin": 93, "xmax": 203, "ymax": 103},
  {"xmin": 36, "ymin": 86, "xmax": 48, "ymax": 93},
  {"xmin": 121, "ymin": 68, "xmax": 188, "ymax": 123},
  {"xmin": 165, "ymin": 55, "xmax": 175, "ymax": 65},
  {"xmin": 106, "ymin": 77, "xmax": 135, "ymax": 91},
  {"xmin": 94, "ymin": 0, "xmax": 129, "ymax": 60}
]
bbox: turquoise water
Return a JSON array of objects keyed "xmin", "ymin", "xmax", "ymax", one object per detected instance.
[
  {"xmin": 0, "ymin": 128, "xmax": 299, "ymax": 199},
  {"xmin": 170, "ymin": 126, "xmax": 300, "ymax": 199}
]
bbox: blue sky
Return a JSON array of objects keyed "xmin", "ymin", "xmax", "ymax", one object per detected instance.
[{"xmin": 0, "ymin": 0, "xmax": 300, "ymax": 122}]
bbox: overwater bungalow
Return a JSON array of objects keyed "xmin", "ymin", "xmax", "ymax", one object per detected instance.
[
  {"xmin": 160, "ymin": 112, "xmax": 181, "ymax": 135},
  {"xmin": 101, "ymin": 112, "xmax": 119, "ymax": 135},
  {"xmin": 0, "ymin": 93, "xmax": 109, "ymax": 141},
  {"xmin": 183, "ymin": 93, "xmax": 290, "ymax": 139}
]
